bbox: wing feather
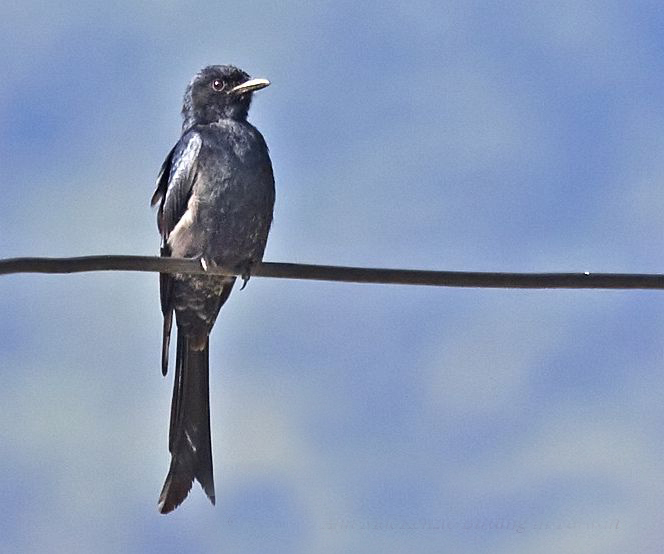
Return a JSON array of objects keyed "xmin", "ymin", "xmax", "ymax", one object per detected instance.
[
  {"xmin": 152, "ymin": 131, "xmax": 203, "ymax": 374},
  {"xmin": 153, "ymin": 131, "xmax": 203, "ymax": 240}
]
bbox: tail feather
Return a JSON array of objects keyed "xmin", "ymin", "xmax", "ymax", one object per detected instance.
[
  {"xmin": 161, "ymin": 310, "xmax": 173, "ymax": 376},
  {"xmin": 158, "ymin": 333, "xmax": 215, "ymax": 514}
]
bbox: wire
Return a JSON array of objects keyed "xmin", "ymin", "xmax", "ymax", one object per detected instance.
[{"xmin": 1, "ymin": 255, "xmax": 663, "ymax": 290}]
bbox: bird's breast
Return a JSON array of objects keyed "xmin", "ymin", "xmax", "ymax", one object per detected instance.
[{"xmin": 183, "ymin": 124, "xmax": 274, "ymax": 265}]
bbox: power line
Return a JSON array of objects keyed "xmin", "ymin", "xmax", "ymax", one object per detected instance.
[{"xmin": 1, "ymin": 255, "xmax": 663, "ymax": 290}]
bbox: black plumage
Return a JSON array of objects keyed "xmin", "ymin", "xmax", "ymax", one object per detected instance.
[{"xmin": 151, "ymin": 65, "xmax": 274, "ymax": 513}]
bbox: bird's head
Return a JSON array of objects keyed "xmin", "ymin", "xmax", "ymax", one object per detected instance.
[{"xmin": 182, "ymin": 65, "xmax": 270, "ymax": 127}]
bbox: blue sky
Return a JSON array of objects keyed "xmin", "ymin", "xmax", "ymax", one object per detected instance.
[{"xmin": 1, "ymin": 2, "xmax": 664, "ymax": 553}]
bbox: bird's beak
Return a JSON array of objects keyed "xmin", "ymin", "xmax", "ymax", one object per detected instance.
[{"xmin": 229, "ymin": 78, "xmax": 271, "ymax": 95}]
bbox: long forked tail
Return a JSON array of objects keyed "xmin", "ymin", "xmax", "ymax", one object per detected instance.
[{"xmin": 158, "ymin": 332, "xmax": 215, "ymax": 514}]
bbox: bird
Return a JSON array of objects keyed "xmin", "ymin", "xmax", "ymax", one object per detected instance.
[{"xmin": 150, "ymin": 65, "xmax": 275, "ymax": 514}]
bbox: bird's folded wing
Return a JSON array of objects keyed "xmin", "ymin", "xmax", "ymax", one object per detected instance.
[{"xmin": 152, "ymin": 131, "xmax": 203, "ymax": 241}]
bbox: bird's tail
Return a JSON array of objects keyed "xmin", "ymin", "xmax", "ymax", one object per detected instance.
[{"xmin": 158, "ymin": 332, "xmax": 215, "ymax": 514}]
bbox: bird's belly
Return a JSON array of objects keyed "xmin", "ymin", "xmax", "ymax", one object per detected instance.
[{"xmin": 194, "ymin": 184, "xmax": 272, "ymax": 267}]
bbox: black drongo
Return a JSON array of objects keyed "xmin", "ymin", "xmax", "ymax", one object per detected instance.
[{"xmin": 151, "ymin": 65, "xmax": 275, "ymax": 513}]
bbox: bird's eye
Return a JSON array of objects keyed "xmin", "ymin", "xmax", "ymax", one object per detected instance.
[{"xmin": 211, "ymin": 79, "xmax": 225, "ymax": 91}]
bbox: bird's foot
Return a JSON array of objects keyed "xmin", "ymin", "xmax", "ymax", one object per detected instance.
[
  {"xmin": 237, "ymin": 260, "xmax": 255, "ymax": 290},
  {"xmin": 199, "ymin": 257, "xmax": 219, "ymax": 272}
]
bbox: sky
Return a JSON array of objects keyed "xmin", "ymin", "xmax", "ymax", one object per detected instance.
[{"xmin": 1, "ymin": 1, "xmax": 664, "ymax": 553}]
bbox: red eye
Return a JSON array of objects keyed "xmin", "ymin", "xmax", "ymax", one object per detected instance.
[{"xmin": 211, "ymin": 79, "xmax": 225, "ymax": 91}]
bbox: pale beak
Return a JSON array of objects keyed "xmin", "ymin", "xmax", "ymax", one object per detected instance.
[{"xmin": 229, "ymin": 78, "xmax": 271, "ymax": 95}]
